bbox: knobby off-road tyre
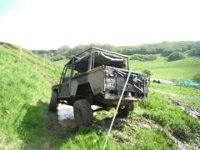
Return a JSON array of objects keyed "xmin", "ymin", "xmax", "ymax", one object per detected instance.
[
  {"xmin": 73, "ymin": 99, "xmax": 93, "ymax": 126},
  {"xmin": 117, "ymin": 102, "xmax": 134, "ymax": 118},
  {"xmin": 49, "ymin": 91, "xmax": 58, "ymax": 112}
]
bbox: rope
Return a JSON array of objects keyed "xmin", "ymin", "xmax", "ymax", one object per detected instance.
[{"xmin": 102, "ymin": 71, "xmax": 131, "ymax": 150}]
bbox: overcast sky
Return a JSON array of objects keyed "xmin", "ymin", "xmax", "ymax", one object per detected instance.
[{"xmin": 0, "ymin": 0, "xmax": 200, "ymax": 50}]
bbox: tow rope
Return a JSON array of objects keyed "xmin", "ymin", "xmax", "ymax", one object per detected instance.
[{"xmin": 102, "ymin": 71, "xmax": 131, "ymax": 150}]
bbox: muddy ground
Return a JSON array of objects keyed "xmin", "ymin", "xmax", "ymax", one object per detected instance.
[{"xmin": 56, "ymin": 101, "xmax": 200, "ymax": 150}]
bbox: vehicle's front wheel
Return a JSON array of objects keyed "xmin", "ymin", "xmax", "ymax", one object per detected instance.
[
  {"xmin": 73, "ymin": 99, "xmax": 93, "ymax": 126},
  {"xmin": 49, "ymin": 91, "xmax": 58, "ymax": 112},
  {"xmin": 117, "ymin": 102, "xmax": 134, "ymax": 118}
]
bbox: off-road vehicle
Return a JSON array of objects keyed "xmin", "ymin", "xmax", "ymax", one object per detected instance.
[{"xmin": 49, "ymin": 47, "xmax": 148, "ymax": 126}]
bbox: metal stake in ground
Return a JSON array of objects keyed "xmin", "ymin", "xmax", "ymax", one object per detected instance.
[{"xmin": 102, "ymin": 71, "xmax": 131, "ymax": 150}]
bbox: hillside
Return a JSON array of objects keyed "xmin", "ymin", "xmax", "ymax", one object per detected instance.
[
  {"xmin": 0, "ymin": 42, "xmax": 199, "ymax": 150},
  {"xmin": 0, "ymin": 42, "xmax": 61, "ymax": 149}
]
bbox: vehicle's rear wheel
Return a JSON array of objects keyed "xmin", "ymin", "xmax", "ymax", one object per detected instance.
[
  {"xmin": 49, "ymin": 91, "xmax": 58, "ymax": 112},
  {"xmin": 117, "ymin": 102, "xmax": 134, "ymax": 118},
  {"xmin": 73, "ymin": 99, "xmax": 93, "ymax": 126}
]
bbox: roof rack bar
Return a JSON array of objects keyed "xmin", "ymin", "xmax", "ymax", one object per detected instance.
[
  {"xmin": 91, "ymin": 47, "xmax": 128, "ymax": 58},
  {"xmin": 75, "ymin": 47, "xmax": 93, "ymax": 57},
  {"xmin": 74, "ymin": 47, "xmax": 128, "ymax": 58}
]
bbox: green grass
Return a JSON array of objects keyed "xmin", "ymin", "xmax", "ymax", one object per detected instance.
[
  {"xmin": 0, "ymin": 44, "xmax": 61, "ymax": 149},
  {"xmin": 133, "ymin": 128, "xmax": 177, "ymax": 150},
  {"xmin": 139, "ymin": 93, "xmax": 199, "ymax": 143},
  {"xmin": 150, "ymin": 83, "xmax": 200, "ymax": 108},
  {"xmin": 130, "ymin": 55, "xmax": 200, "ymax": 80},
  {"xmin": 54, "ymin": 59, "xmax": 68, "ymax": 67}
]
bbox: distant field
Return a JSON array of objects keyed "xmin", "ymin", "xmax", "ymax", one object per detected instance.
[{"xmin": 130, "ymin": 55, "xmax": 200, "ymax": 80}]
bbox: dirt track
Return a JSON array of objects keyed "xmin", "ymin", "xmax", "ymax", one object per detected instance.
[{"xmin": 171, "ymin": 99, "xmax": 200, "ymax": 121}]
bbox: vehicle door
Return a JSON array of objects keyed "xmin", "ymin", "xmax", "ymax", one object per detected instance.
[{"xmin": 59, "ymin": 65, "xmax": 72, "ymax": 98}]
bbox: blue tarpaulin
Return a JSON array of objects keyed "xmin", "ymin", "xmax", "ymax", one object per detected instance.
[{"xmin": 177, "ymin": 80, "xmax": 200, "ymax": 88}]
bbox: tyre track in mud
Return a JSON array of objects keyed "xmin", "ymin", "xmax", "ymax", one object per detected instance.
[{"xmin": 151, "ymin": 89, "xmax": 200, "ymax": 121}]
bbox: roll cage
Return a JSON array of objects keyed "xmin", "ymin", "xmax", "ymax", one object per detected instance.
[{"xmin": 60, "ymin": 47, "xmax": 129, "ymax": 84}]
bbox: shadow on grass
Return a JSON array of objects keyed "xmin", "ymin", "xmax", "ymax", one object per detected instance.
[
  {"xmin": 16, "ymin": 100, "xmax": 78, "ymax": 149},
  {"xmin": 16, "ymin": 100, "xmax": 128, "ymax": 149}
]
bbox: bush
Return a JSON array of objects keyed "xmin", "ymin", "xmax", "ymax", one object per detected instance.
[
  {"xmin": 193, "ymin": 73, "xmax": 200, "ymax": 83},
  {"xmin": 168, "ymin": 52, "xmax": 185, "ymax": 61},
  {"xmin": 189, "ymin": 49, "xmax": 200, "ymax": 56},
  {"xmin": 142, "ymin": 70, "xmax": 151, "ymax": 77},
  {"xmin": 188, "ymin": 42, "xmax": 200, "ymax": 57},
  {"xmin": 130, "ymin": 54, "xmax": 157, "ymax": 61},
  {"xmin": 161, "ymin": 49, "xmax": 174, "ymax": 56}
]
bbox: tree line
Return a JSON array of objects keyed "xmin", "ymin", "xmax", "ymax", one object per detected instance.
[{"xmin": 31, "ymin": 41, "xmax": 200, "ymax": 61}]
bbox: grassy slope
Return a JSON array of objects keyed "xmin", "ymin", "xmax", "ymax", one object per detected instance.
[
  {"xmin": 0, "ymin": 43, "xmax": 199, "ymax": 150},
  {"xmin": 0, "ymin": 43, "xmax": 61, "ymax": 149},
  {"xmin": 130, "ymin": 55, "xmax": 200, "ymax": 80}
]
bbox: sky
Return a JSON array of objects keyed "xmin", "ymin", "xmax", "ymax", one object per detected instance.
[{"xmin": 0, "ymin": 0, "xmax": 200, "ymax": 50}]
